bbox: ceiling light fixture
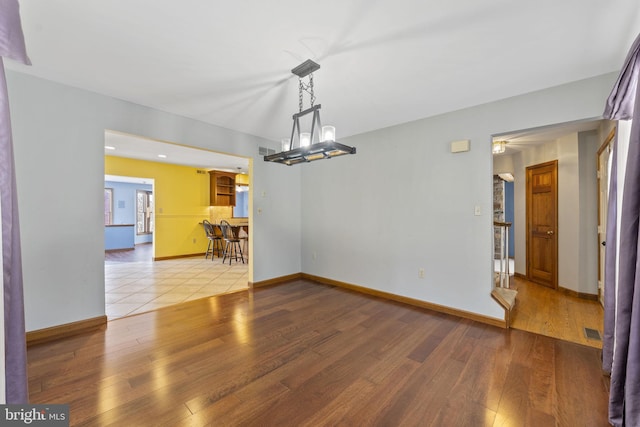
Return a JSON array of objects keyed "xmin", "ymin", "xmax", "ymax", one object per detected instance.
[
  {"xmin": 264, "ymin": 59, "xmax": 356, "ymax": 166},
  {"xmin": 498, "ymin": 172, "xmax": 514, "ymax": 182},
  {"xmin": 492, "ymin": 140, "xmax": 507, "ymax": 154}
]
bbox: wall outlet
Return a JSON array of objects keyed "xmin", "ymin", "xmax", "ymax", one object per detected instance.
[
  {"xmin": 418, "ymin": 268, "xmax": 425, "ymax": 279},
  {"xmin": 474, "ymin": 205, "xmax": 482, "ymax": 216},
  {"xmin": 193, "ymin": 238, "xmax": 196, "ymax": 244},
  {"xmin": 312, "ymin": 251, "xmax": 317, "ymax": 261}
]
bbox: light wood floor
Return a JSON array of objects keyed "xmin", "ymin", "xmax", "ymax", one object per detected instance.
[
  {"xmin": 28, "ymin": 280, "xmax": 609, "ymax": 426},
  {"xmin": 509, "ymin": 276, "xmax": 604, "ymax": 349}
]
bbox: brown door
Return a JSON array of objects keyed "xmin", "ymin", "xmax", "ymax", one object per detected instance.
[{"xmin": 526, "ymin": 160, "xmax": 558, "ymax": 288}]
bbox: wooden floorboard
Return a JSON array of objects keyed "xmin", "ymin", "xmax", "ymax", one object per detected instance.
[
  {"xmin": 510, "ymin": 276, "xmax": 604, "ymax": 348},
  {"xmin": 27, "ymin": 279, "xmax": 609, "ymax": 426}
]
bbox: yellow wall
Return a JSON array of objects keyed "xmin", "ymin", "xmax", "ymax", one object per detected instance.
[
  {"xmin": 236, "ymin": 173, "xmax": 249, "ymax": 185},
  {"xmin": 105, "ymin": 156, "xmax": 211, "ymax": 258}
]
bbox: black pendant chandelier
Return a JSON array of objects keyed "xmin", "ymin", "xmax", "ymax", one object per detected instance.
[{"xmin": 264, "ymin": 59, "xmax": 356, "ymax": 166}]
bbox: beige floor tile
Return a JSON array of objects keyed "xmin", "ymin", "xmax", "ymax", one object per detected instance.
[
  {"xmin": 153, "ymin": 293, "xmax": 190, "ymax": 304},
  {"xmin": 105, "ymin": 293, "xmax": 130, "ymax": 303},
  {"xmin": 150, "ymin": 284, "xmax": 182, "ymax": 292},
  {"xmin": 118, "ymin": 293, "xmax": 164, "ymax": 304},
  {"xmin": 105, "ymin": 255, "xmax": 248, "ymax": 320},
  {"xmin": 172, "ymin": 285, "xmax": 205, "ymax": 293}
]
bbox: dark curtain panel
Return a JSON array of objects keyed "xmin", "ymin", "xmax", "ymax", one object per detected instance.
[
  {"xmin": 0, "ymin": 0, "xmax": 30, "ymax": 404},
  {"xmin": 603, "ymin": 32, "xmax": 640, "ymax": 427}
]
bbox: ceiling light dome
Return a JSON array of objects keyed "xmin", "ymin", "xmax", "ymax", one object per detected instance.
[{"xmin": 493, "ymin": 140, "xmax": 507, "ymax": 154}]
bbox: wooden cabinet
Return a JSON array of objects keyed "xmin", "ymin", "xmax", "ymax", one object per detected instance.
[{"xmin": 209, "ymin": 171, "xmax": 236, "ymax": 206}]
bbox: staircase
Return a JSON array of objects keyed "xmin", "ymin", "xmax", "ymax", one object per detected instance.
[
  {"xmin": 492, "ymin": 287, "xmax": 517, "ymax": 327},
  {"xmin": 493, "ymin": 221, "xmax": 517, "ymax": 327}
]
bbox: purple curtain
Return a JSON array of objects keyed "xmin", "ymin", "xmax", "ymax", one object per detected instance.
[
  {"xmin": 0, "ymin": 0, "xmax": 30, "ymax": 404},
  {"xmin": 603, "ymin": 32, "xmax": 640, "ymax": 427}
]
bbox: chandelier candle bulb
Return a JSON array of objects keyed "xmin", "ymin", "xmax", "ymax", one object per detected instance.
[
  {"xmin": 321, "ymin": 125, "xmax": 336, "ymax": 142},
  {"xmin": 300, "ymin": 132, "xmax": 311, "ymax": 147},
  {"xmin": 281, "ymin": 138, "xmax": 291, "ymax": 151}
]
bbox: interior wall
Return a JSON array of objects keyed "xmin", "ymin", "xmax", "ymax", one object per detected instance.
[
  {"xmin": 301, "ymin": 73, "xmax": 617, "ymax": 319},
  {"xmin": 493, "ymin": 153, "xmax": 515, "ymax": 175},
  {"xmin": 578, "ymin": 130, "xmax": 599, "ymax": 295},
  {"xmin": 557, "ymin": 133, "xmax": 580, "ymax": 291},
  {"xmin": 7, "ymin": 70, "xmax": 301, "ymax": 331}
]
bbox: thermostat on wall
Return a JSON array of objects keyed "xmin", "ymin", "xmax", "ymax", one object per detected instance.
[{"xmin": 451, "ymin": 140, "xmax": 470, "ymax": 153}]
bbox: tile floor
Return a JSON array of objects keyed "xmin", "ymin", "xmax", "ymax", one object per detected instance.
[{"xmin": 105, "ymin": 253, "xmax": 249, "ymax": 320}]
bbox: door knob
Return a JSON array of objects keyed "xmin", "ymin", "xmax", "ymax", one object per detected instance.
[{"xmin": 547, "ymin": 230, "xmax": 554, "ymax": 235}]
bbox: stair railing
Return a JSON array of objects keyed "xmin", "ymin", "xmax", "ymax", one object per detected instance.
[{"xmin": 494, "ymin": 221, "xmax": 512, "ymax": 288}]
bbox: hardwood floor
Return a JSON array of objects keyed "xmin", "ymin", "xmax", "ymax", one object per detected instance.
[
  {"xmin": 27, "ymin": 280, "xmax": 609, "ymax": 426},
  {"xmin": 510, "ymin": 276, "xmax": 604, "ymax": 349},
  {"xmin": 105, "ymin": 243, "xmax": 155, "ymax": 264}
]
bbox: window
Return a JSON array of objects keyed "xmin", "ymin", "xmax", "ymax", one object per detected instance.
[
  {"xmin": 104, "ymin": 188, "xmax": 113, "ymax": 225},
  {"xmin": 233, "ymin": 185, "xmax": 249, "ymax": 218},
  {"xmin": 136, "ymin": 190, "xmax": 154, "ymax": 235}
]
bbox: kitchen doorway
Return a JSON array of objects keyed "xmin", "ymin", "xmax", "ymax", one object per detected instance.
[{"xmin": 103, "ymin": 130, "xmax": 251, "ymax": 319}]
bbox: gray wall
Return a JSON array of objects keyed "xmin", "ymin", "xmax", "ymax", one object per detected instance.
[
  {"xmin": 7, "ymin": 69, "xmax": 616, "ymax": 330},
  {"xmin": 301, "ymin": 73, "xmax": 616, "ymax": 319}
]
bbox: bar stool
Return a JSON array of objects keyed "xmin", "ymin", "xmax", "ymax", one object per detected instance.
[
  {"xmin": 202, "ymin": 220, "xmax": 223, "ymax": 259},
  {"xmin": 220, "ymin": 219, "xmax": 244, "ymax": 264}
]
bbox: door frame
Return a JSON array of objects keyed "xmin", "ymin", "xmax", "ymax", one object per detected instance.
[{"xmin": 596, "ymin": 127, "xmax": 616, "ymax": 305}]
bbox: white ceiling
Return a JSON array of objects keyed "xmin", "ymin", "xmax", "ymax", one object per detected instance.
[
  {"xmin": 104, "ymin": 130, "xmax": 249, "ymax": 172},
  {"xmin": 492, "ymin": 118, "xmax": 604, "ymax": 155},
  {"xmin": 6, "ymin": 1, "xmax": 640, "ymax": 163}
]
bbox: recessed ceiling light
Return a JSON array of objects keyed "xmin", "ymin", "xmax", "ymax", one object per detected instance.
[
  {"xmin": 105, "ymin": 146, "xmax": 115, "ymax": 150},
  {"xmin": 158, "ymin": 154, "xmax": 167, "ymax": 158}
]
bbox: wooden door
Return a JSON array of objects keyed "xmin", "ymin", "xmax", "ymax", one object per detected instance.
[
  {"xmin": 526, "ymin": 160, "xmax": 558, "ymax": 288},
  {"xmin": 597, "ymin": 127, "xmax": 615, "ymax": 306}
]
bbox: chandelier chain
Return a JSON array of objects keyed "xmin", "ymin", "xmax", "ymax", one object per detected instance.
[
  {"xmin": 309, "ymin": 74, "xmax": 315, "ymax": 107},
  {"xmin": 298, "ymin": 74, "xmax": 316, "ymax": 112},
  {"xmin": 298, "ymin": 79, "xmax": 303, "ymax": 112}
]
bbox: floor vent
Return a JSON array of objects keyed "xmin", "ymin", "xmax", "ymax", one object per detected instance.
[{"xmin": 584, "ymin": 327, "xmax": 602, "ymax": 341}]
